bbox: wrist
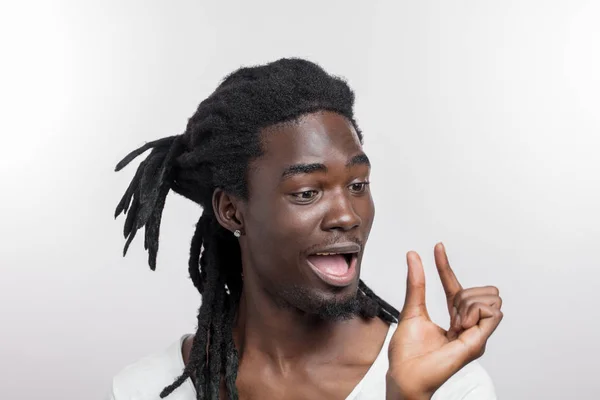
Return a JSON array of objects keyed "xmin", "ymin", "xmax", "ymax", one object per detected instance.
[
  {"xmin": 385, "ymin": 372, "xmax": 403, "ymax": 400},
  {"xmin": 386, "ymin": 372, "xmax": 431, "ymax": 400}
]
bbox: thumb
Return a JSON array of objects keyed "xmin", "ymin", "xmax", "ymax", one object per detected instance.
[{"xmin": 400, "ymin": 251, "xmax": 430, "ymax": 320}]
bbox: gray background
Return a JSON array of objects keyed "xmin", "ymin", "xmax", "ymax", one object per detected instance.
[{"xmin": 1, "ymin": 0, "xmax": 599, "ymax": 399}]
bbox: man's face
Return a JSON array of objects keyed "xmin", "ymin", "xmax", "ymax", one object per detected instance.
[{"xmin": 242, "ymin": 111, "xmax": 375, "ymax": 319}]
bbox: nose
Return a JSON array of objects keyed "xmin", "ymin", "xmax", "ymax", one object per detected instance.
[{"xmin": 321, "ymin": 189, "xmax": 362, "ymax": 232}]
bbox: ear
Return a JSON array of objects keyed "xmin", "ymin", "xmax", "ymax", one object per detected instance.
[{"xmin": 212, "ymin": 188, "xmax": 244, "ymax": 234}]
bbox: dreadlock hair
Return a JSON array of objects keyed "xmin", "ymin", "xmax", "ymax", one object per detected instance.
[{"xmin": 114, "ymin": 58, "xmax": 400, "ymax": 399}]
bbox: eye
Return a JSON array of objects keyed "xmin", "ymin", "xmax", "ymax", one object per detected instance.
[
  {"xmin": 291, "ymin": 190, "xmax": 319, "ymax": 202},
  {"xmin": 349, "ymin": 182, "xmax": 370, "ymax": 193}
]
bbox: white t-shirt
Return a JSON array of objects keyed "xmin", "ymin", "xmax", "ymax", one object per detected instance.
[{"xmin": 108, "ymin": 324, "xmax": 496, "ymax": 399}]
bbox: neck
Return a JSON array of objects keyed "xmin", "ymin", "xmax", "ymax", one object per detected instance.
[{"xmin": 232, "ymin": 280, "xmax": 363, "ymax": 370}]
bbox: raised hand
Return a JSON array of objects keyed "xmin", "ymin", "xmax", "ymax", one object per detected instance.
[{"xmin": 386, "ymin": 243, "xmax": 503, "ymax": 400}]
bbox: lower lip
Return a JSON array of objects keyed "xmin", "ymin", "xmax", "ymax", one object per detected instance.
[{"xmin": 306, "ymin": 254, "xmax": 358, "ymax": 287}]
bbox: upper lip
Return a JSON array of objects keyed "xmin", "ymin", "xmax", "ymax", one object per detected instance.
[{"xmin": 308, "ymin": 242, "xmax": 361, "ymax": 255}]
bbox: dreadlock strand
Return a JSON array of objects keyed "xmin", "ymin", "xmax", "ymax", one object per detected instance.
[
  {"xmin": 359, "ymin": 280, "xmax": 400, "ymax": 323},
  {"xmin": 207, "ymin": 284, "xmax": 226, "ymax": 399},
  {"xmin": 358, "ymin": 290, "xmax": 379, "ymax": 319},
  {"xmin": 114, "ymin": 135, "xmax": 179, "ymax": 172},
  {"xmin": 122, "ymin": 224, "xmax": 137, "ymax": 257},
  {"xmin": 188, "ymin": 215, "xmax": 206, "ymax": 294},
  {"xmin": 122, "ymin": 192, "xmax": 140, "ymax": 239},
  {"xmin": 114, "ymin": 160, "xmax": 145, "ymax": 218},
  {"xmin": 221, "ymin": 291, "xmax": 240, "ymax": 399},
  {"xmin": 160, "ymin": 269, "xmax": 217, "ymax": 398},
  {"xmin": 193, "ymin": 240, "xmax": 222, "ymax": 397},
  {"xmin": 145, "ymin": 139, "xmax": 183, "ymax": 268},
  {"xmin": 144, "ymin": 182, "xmax": 170, "ymax": 270},
  {"xmin": 135, "ymin": 150, "xmax": 170, "ymax": 230}
]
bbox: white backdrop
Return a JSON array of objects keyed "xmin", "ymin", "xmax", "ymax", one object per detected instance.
[{"xmin": 1, "ymin": 1, "xmax": 599, "ymax": 399}]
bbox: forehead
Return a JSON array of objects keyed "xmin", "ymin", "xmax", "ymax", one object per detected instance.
[{"xmin": 257, "ymin": 111, "xmax": 362, "ymax": 167}]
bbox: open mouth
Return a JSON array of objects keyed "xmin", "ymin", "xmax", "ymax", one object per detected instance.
[{"xmin": 306, "ymin": 251, "xmax": 359, "ymax": 287}]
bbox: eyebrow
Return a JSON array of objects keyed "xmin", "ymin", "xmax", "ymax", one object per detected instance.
[
  {"xmin": 346, "ymin": 153, "xmax": 371, "ymax": 168},
  {"xmin": 280, "ymin": 153, "xmax": 371, "ymax": 181}
]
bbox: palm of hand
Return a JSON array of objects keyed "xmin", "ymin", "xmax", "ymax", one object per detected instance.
[
  {"xmin": 386, "ymin": 244, "xmax": 503, "ymax": 399},
  {"xmin": 392, "ymin": 315, "xmax": 448, "ymax": 364},
  {"xmin": 388, "ymin": 315, "xmax": 449, "ymax": 397}
]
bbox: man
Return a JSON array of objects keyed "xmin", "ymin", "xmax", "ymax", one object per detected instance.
[{"xmin": 110, "ymin": 58, "xmax": 503, "ymax": 399}]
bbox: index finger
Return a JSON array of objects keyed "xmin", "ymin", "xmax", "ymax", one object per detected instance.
[{"xmin": 434, "ymin": 242, "xmax": 463, "ymax": 301}]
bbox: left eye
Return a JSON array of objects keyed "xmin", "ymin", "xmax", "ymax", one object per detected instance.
[{"xmin": 349, "ymin": 182, "xmax": 370, "ymax": 193}]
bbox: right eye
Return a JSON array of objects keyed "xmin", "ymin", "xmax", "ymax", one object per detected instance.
[{"xmin": 291, "ymin": 190, "xmax": 319, "ymax": 202}]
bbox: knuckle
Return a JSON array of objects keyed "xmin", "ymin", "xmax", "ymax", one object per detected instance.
[
  {"xmin": 478, "ymin": 343, "xmax": 487, "ymax": 358},
  {"xmin": 468, "ymin": 342, "xmax": 486, "ymax": 360},
  {"xmin": 465, "ymin": 297, "xmax": 479, "ymax": 310},
  {"xmin": 453, "ymin": 291, "xmax": 465, "ymax": 306},
  {"xmin": 487, "ymin": 285, "xmax": 500, "ymax": 295},
  {"xmin": 493, "ymin": 309, "xmax": 504, "ymax": 320}
]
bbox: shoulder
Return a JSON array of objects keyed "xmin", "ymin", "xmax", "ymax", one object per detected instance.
[{"xmin": 108, "ymin": 335, "xmax": 194, "ymax": 400}]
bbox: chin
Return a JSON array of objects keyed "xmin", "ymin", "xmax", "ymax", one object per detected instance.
[
  {"xmin": 279, "ymin": 283, "xmax": 361, "ymax": 321},
  {"xmin": 312, "ymin": 294, "xmax": 361, "ymax": 321}
]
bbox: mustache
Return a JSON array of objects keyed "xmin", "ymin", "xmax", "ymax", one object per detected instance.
[{"xmin": 304, "ymin": 236, "xmax": 364, "ymax": 255}]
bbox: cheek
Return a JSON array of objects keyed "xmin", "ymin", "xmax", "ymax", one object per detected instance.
[
  {"xmin": 245, "ymin": 199, "xmax": 316, "ymax": 270},
  {"xmin": 272, "ymin": 213, "xmax": 318, "ymax": 266},
  {"xmin": 366, "ymin": 196, "xmax": 375, "ymax": 230},
  {"xmin": 250, "ymin": 192, "xmax": 320, "ymax": 238},
  {"xmin": 357, "ymin": 194, "xmax": 375, "ymax": 235}
]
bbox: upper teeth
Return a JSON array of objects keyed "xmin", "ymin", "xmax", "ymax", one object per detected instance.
[{"xmin": 316, "ymin": 252, "xmax": 341, "ymax": 256}]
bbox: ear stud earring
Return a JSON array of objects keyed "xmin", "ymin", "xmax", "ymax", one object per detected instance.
[{"xmin": 233, "ymin": 229, "xmax": 241, "ymax": 238}]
